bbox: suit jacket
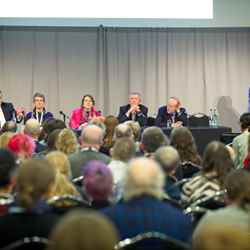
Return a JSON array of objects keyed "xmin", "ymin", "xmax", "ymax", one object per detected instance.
[
  {"xmin": 118, "ymin": 104, "xmax": 148, "ymax": 127},
  {"xmin": 1, "ymin": 102, "xmax": 15, "ymax": 122},
  {"xmin": 25, "ymin": 111, "xmax": 53, "ymax": 124},
  {"xmin": 102, "ymin": 196, "xmax": 192, "ymax": 243},
  {"xmin": 69, "ymin": 149, "xmax": 111, "ymax": 178},
  {"xmin": 155, "ymin": 106, "xmax": 188, "ymax": 127}
]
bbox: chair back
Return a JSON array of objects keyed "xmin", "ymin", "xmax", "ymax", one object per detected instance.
[
  {"xmin": 2, "ymin": 237, "xmax": 49, "ymax": 250},
  {"xmin": 115, "ymin": 232, "xmax": 190, "ymax": 250}
]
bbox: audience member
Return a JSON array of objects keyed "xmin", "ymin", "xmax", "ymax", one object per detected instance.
[
  {"xmin": 48, "ymin": 210, "xmax": 119, "ymax": 250},
  {"xmin": 56, "ymin": 128, "xmax": 78, "ymax": 155},
  {"xmin": 0, "ymin": 159, "xmax": 59, "ymax": 248},
  {"xmin": 140, "ymin": 126, "xmax": 169, "ymax": 157},
  {"xmin": 114, "ymin": 123, "xmax": 134, "ymax": 141},
  {"xmin": 102, "ymin": 157, "xmax": 192, "ymax": 242},
  {"xmin": 182, "ymin": 141, "xmax": 234, "ymax": 206},
  {"xmin": 24, "ymin": 118, "xmax": 46, "ymax": 153},
  {"xmin": 83, "ymin": 160, "xmax": 113, "ymax": 209},
  {"xmin": 0, "ymin": 132, "xmax": 14, "ymax": 149},
  {"xmin": 69, "ymin": 125, "xmax": 110, "ymax": 178}
]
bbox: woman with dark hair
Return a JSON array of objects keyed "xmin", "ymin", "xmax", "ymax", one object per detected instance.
[
  {"xmin": 100, "ymin": 116, "xmax": 119, "ymax": 155},
  {"xmin": 24, "ymin": 92, "xmax": 54, "ymax": 124},
  {"xmin": 170, "ymin": 127, "xmax": 201, "ymax": 165},
  {"xmin": 69, "ymin": 95, "xmax": 101, "ymax": 130},
  {"xmin": 182, "ymin": 141, "xmax": 234, "ymax": 206},
  {"xmin": 170, "ymin": 127, "xmax": 202, "ymax": 179}
]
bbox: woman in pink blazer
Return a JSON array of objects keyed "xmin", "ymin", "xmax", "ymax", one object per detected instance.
[{"xmin": 69, "ymin": 95, "xmax": 101, "ymax": 129}]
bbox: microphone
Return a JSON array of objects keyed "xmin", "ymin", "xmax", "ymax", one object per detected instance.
[{"xmin": 59, "ymin": 111, "xmax": 69, "ymax": 119}]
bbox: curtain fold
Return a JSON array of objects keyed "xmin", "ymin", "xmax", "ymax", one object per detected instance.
[{"xmin": 0, "ymin": 27, "xmax": 249, "ymax": 131}]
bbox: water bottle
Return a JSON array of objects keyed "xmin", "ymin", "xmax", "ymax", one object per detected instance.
[
  {"xmin": 213, "ymin": 108, "xmax": 219, "ymax": 127},
  {"xmin": 209, "ymin": 109, "xmax": 214, "ymax": 127}
]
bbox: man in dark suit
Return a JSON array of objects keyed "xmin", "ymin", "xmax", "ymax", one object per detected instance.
[
  {"xmin": 102, "ymin": 158, "xmax": 192, "ymax": 243},
  {"xmin": 0, "ymin": 91, "xmax": 16, "ymax": 127},
  {"xmin": 118, "ymin": 93, "xmax": 148, "ymax": 127},
  {"xmin": 155, "ymin": 97, "xmax": 188, "ymax": 127},
  {"xmin": 69, "ymin": 125, "xmax": 110, "ymax": 178}
]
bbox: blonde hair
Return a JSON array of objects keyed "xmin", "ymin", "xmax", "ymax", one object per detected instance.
[
  {"xmin": 48, "ymin": 210, "xmax": 118, "ymax": 250},
  {"xmin": 0, "ymin": 132, "xmax": 14, "ymax": 149},
  {"xmin": 56, "ymin": 128, "xmax": 78, "ymax": 155},
  {"xmin": 49, "ymin": 172, "xmax": 80, "ymax": 198},
  {"xmin": 123, "ymin": 158, "xmax": 165, "ymax": 201},
  {"xmin": 16, "ymin": 159, "xmax": 56, "ymax": 209},
  {"xmin": 46, "ymin": 151, "xmax": 72, "ymax": 179}
]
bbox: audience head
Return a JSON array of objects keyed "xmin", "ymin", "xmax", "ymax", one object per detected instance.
[
  {"xmin": 8, "ymin": 133, "xmax": 35, "ymax": 160},
  {"xmin": 224, "ymin": 169, "xmax": 250, "ymax": 209},
  {"xmin": 80, "ymin": 125, "xmax": 104, "ymax": 150},
  {"xmin": 0, "ymin": 132, "xmax": 14, "ymax": 149},
  {"xmin": 46, "ymin": 151, "xmax": 72, "ymax": 179},
  {"xmin": 16, "ymin": 159, "xmax": 56, "ymax": 209},
  {"xmin": 103, "ymin": 115, "xmax": 119, "ymax": 147},
  {"xmin": 24, "ymin": 119, "xmax": 41, "ymax": 139},
  {"xmin": 193, "ymin": 225, "xmax": 250, "ymax": 250},
  {"xmin": 167, "ymin": 97, "xmax": 181, "ymax": 113},
  {"xmin": 202, "ymin": 141, "xmax": 234, "ymax": 186},
  {"xmin": 0, "ymin": 149, "xmax": 17, "ymax": 192},
  {"xmin": 48, "ymin": 210, "xmax": 118, "ymax": 250},
  {"xmin": 83, "ymin": 161, "xmax": 113, "ymax": 202},
  {"xmin": 81, "ymin": 94, "xmax": 95, "ymax": 110},
  {"xmin": 124, "ymin": 157, "xmax": 165, "ymax": 201},
  {"xmin": 114, "ymin": 124, "xmax": 133, "ymax": 141},
  {"xmin": 141, "ymin": 126, "xmax": 169, "ymax": 155},
  {"xmin": 1, "ymin": 121, "xmax": 17, "ymax": 134},
  {"xmin": 154, "ymin": 146, "xmax": 180, "ymax": 175},
  {"xmin": 49, "ymin": 172, "xmax": 80, "ymax": 198},
  {"xmin": 56, "ymin": 128, "xmax": 78, "ymax": 155},
  {"xmin": 89, "ymin": 117, "xmax": 106, "ymax": 132},
  {"xmin": 111, "ymin": 138, "xmax": 136, "ymax": 162},
  {"xmin": 124, "ymin": 121, "xmax": 141, "ymax": 142},
  {"xmin": 33, "ymin": 92, "xmax": 46, "ymax": 111},
  {"xmin": 129, "ymin": 92, "xmax": 141, "ymax": 106},
  {"xmin": 170, "ymin": 127, "xmax": 201, "ymax": 165},
  {"xmin": 41, "ymin": 118, "xmax": 66, "ymax": 143},
  {"xmin": 239, "ymin": 112, "xmax": 250, "ymax": 132},
  {"xmin": 47, "ymin": 129, "xmax": 62, "ymax": 152}
]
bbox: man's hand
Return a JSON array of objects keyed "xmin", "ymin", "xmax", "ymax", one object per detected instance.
[
  {"xmin": 171, "ymin": 121, "xmax": 183, "ymax": 128},
  {"xmin": 126, "ymin": 105, "xmax": 139, "ymax": 117}
]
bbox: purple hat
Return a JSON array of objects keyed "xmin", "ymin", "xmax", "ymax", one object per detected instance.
[{"xmin": 82, "ymin": 160, "xmax": 113, "ymax": 201}]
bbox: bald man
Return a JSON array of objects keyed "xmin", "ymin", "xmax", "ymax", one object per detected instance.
[
  {"xmin": 102, "ymin": 157, "xmax": 192, "ymax": 243},
  {"xmin": 69, "ymin": 125, "xmax": 110, "ymax": 178},
  {"xmin": 155, "ymin": 97, "xmax": 188, "ymax": 127}
]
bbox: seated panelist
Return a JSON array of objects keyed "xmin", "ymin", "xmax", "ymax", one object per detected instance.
[
  {"xmin": 117, "ymin": 92, "xmax": 148, "ymax": 127},
  {"xmin": 155, "ymin": 97, "xmax": 188, "ymax": 128},
  {"xmin": 69, "ymin": 94, "xmax": 101, "ymax": 130},
  {"xmin": 24, "ymin": 93, "xmax": 53, "ymax": 125}
]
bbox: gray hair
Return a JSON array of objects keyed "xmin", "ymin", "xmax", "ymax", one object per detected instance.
[
  {"xmin": 111, "ymin": 138, "xmax": 136, "ymax": 162},
  {"xmin": 114, "ymin": 124, "xmax": 134, "ymax": 141},
  {"xmin": 24, "ymin": 119, "xmax": 41, "ymax": 138},
  {"xmin": 81, "ymin": 125, "xmax": 104, "ymax": 146},
  {"xmin": 123, "ymin": 157, "xmax": 165, "ymax": 201},
  {"xmin": 124, "ymin": 121, "xmax": 141, "ymax": 141},
  {"xmin": 154, "ymin": 146, "xmax": 180, "ymax": 174}
]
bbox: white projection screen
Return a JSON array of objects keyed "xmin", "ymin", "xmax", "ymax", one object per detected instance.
[{"xmin": 0, "ymin": 0, "xmax": 213, "ymax": 19}]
